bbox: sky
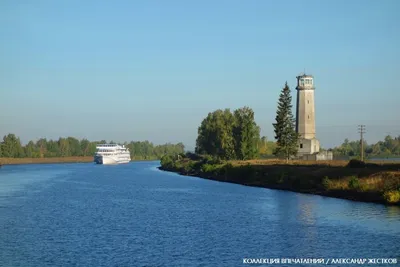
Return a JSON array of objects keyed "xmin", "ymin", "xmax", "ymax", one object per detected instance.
[{"xmin": 1, "ymin": 0, "xmax": 399, "ymax": 150}]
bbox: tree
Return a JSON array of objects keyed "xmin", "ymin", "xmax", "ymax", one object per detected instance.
[
  {"xmin": 195, "ymin": 109, "xmax": 236, "ymax": 160},
  {"xmin": 36, "ymin": 138, "xmax": 47, "ymax": 158},
  {"xmin": 58, "ymin": 138, "xmax": 70, "ymax": 157},
  {"xmin": 67, "ymin": 137, "xmax": 81, "ymax": 156},
  {"xmin": 80, "ymin": 139, "xmax": 91, "ymax": 156},
  {"xmin": 2, "ymin": 134, "xmax": 24, "ymax": 158},
  {"xmin": 24, "ymin": 141, "xmax": 39, "ymax": 158},
  {"xmin": 233, "ymin": 107, "xmax": 260, "ymax": 160},
  {"xmin": 46, "ymin": 140, "xmax": 60, "ymax": 157},
  {"xmin": 195, "ymin": 107, "xmax": 261, "ymax": 160},
  {"xmin": 272, "ymin": 82, "xmax": 299, "ymax": 162}
]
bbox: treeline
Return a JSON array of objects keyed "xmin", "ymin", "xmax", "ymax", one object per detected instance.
[
  {"xmin": 330, "ymin": 135, "xmax": 400, "ymax": 158},
  {"xmin": 0, "ymin": 133, "xmax": 185, "ymax": 160}
]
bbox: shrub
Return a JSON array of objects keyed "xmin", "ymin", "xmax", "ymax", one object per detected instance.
[
  {"xmin": 201, "ymin": 163, "xmax": 216, "ymax": 174},
  {"xmin": 346, "ymin": 159, "xmax": 366, "ymax": 168},
  {"xmin": 191, "ymin": 161, "xmax": 203, "ymax": 172},
  {"xmin": 383, "ymin": 190, "xmax": 400, "ymax": 204},
  {"xmin": 182, "ymin": 164, "xmax": 192, "ymax": 174},
  {"xmin": 358, "ymin": 183, "xmax": 369, "ymax": 192},
  {"xmin": 174, "ymin": 162, "xmax": 183, "ymax": 170},
  {"xmin": 160, "ymin": 155, "xmax": 174, "ymax": 168},
  {"xmin": 185, "ymin": 152, "xmax": 202, "ymax": 161},
  {"xmin": 322, "ymin": 176, "xmax": 332, "ymax": 190},
  {"xmin": 220, "ymin": 163, "xmax": 233, "ymax": 176},
  {"xmin": 382, "ymin": 175, "xmax": 400, "ymax": 191},
  {"xmin": 223, "ymin": 163, "xmax": 234, "ymax": 171},
  {"xmin": 202, "ymin": 155, "xmax": 213, "ymax": 163},
  {"xmin": 348, "ymin": 176, "xmax": 360, "ymax": 190},
  {"xmin": 201, "ymin": 155, "xmax": 223, "ymax": 165}
]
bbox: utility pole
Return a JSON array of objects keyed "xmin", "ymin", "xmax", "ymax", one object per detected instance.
[{"xmin": 358, "ymin": 125, "xmax": 366, "ymax": 161}]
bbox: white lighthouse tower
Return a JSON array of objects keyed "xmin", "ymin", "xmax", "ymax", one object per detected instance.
[{"xmin": 295, "ymin": 73, "xmax": 320, "ymax": 157}]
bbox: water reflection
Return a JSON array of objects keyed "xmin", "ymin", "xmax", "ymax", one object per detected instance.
[
  {"xmin": 313, "ymin": 197, "xmax": 400, "ymax": 235},
  {"xmin": 385, "ymin": 205, "xmax": 400, "ymax": 220},
  {"xmin": 297, "ymin": 195, "xmax": 316, "ymax": 226}
]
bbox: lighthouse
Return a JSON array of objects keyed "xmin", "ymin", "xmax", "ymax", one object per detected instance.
[{"xmin": 295, "ymin": 73, "xmax": 320, "ymax": 156}]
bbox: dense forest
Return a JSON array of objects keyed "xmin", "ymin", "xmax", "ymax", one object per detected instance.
[
  {"xmin": 0, "ymin": 133, "xmax": 185, "ymax": 160},
  {"xmin": 330, "ymin": 135, "xmax": 400, "ymax": 158}
]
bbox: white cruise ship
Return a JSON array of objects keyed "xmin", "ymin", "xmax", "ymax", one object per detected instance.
[{"xmin": 94, "ymin": 144, "xmax": 131, "ymax": 164}]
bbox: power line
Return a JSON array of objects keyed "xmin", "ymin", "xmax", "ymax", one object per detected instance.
[
  {"xmin": 358, "ymin": 125, "xmax": 366, "ymax": 161},
  {"xmin": 317, "ymin": 124, "xmax": 398, "ymax": 128}
]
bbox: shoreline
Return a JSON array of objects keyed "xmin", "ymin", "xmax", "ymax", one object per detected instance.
[
  {"xmin": 0, "ymin": 157, "xmax": 159, "ymax": 166},
  {"xmin": 158, "ymin": 158, "xmax": 400, "ymax": 206},
  {"xmin": 158, "ymin": 167, "xmax": 392, "ymax": 206}
]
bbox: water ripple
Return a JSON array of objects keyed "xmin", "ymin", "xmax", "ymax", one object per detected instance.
[{"xmin": 0, "ymin": 162, "xmax": 399, "ymax": 266}]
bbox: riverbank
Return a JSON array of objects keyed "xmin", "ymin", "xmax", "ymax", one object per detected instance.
[
  {"xmin": 0, "ymin": 157, "xmax": 94, "ymax": 165},
  {"xmin": 0, "ymin": 157, "xmax": 159, "ymax": 165},
  {"xmin": 159, "ymin": 155, "xmax": 400, "ymax": 206}
]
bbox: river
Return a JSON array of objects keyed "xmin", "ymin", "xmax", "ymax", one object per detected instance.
[{"xmin": 0, "ymin": 161, "xmax": 399, "ymax": 266}]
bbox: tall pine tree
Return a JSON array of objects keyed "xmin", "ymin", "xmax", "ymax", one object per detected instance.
[{"xmin": 272, "ymin": 82, "xmax": 299, "ymax": 162}]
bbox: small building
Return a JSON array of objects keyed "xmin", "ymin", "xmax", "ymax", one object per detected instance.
[
  {"xmin": 295, "ymin": 73, "xmax": 333, "ymax": 161},
  {"xmin": 301, "ymin": 151, "xmax": 333, "ymax": 161}
]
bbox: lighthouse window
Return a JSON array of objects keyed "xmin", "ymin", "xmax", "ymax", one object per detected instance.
[
  {"xmin": 308, "ymin": 100, "xmax": 309, "ymax": 104},
  {"xmin": 308, "ymin": 115, "xmax": 310, "ymax": 119},
  {"xmin": 300, "ymin": 144, "xmax": 303, "ymax": 148}
]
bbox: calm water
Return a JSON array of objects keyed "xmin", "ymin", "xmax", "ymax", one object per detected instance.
[{"xmin": 0, "ymin": 161, "xmax": 399, "ymax": 266}]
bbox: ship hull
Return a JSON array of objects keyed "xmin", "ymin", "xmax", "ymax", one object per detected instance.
[{"xmin": 94, "ymin": 155, "xmax": 131, "ymax": 165}]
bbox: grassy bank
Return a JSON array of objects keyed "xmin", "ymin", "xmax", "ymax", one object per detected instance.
[
  {"xmin": 0, "ymin": 157, "xmax": 159, "ymax": 165},
  {"xmin": 159, "ymin": 155, "xmax": 400, "ymax": 206}
]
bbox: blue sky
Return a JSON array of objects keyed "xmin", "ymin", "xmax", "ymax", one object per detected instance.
[{"xmin": 1, "ymin": 0, "xmax": 399, "ymax": 150}]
